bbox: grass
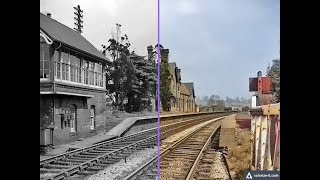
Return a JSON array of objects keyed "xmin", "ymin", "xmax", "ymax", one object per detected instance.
[{"xmin": 227, "ymin": 128, "xmax": 251, "ymax": 180}]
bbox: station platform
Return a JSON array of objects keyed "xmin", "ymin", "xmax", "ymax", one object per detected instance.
[
  {"xmin": 105, "ymin": 112, "xmax": 198, "ymax": 136},
  {"xmin": 219, "ymin": 114, "xmax": 237, "ymax": 148},
  {"xmin": 40, "ymin": 112, "xmax": 216, "ymax": 160}
]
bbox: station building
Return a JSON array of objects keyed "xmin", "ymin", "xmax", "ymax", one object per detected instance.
[
  {"xmin": 161, "ymin": 49, "xmax": 197, "ymax": 113},
  {"xmin": 40, "ymin": 13, "xmax": 112, "ymax": 145}
]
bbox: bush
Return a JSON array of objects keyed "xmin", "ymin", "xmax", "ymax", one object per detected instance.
[{"xmin": 242, "ymin": 106, "xmax": 250, "ymax": 111}]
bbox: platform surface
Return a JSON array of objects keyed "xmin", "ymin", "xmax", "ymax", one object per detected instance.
[
  {"xmin": 219, "ymin": 114, "xmax": 237, "ymax": 148},
  {"xmin": 41, "ymin": 112, "xmax": 213, "ymax": 160}
]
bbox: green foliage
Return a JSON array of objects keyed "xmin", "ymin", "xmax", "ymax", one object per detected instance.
[
  {"xmin": 267, "ymin": 59, "xmax": 280, "ymax": 103},
  {"xmin": 102, "ymin": 24, "xmax": 156, "ymax": 112},
  {"xmin": 215, "ymin": 100, "xmax": 226, "ymax": 108},
  {"xmin": 242, "ymin": 106, "xmax": 250, "ymax": 111},
  {"xmin": 157, "ymin": 44, "xmax": 172, "ymax": 111}
]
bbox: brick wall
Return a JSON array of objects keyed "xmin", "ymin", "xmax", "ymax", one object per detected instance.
[
  {"xmin": 50, "ymin": 85, "xmax": 107, "ymax": 144},
  {"xmin": 40, "ymin": 96, "xmax": 53, "ymax": 128}
]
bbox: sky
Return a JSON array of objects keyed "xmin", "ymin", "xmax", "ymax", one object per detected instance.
[
  {"xmin": 40, "ymin": 0, "xmax": 280, "ymax": 100},
  {"xmin": 161, "ymin": 0, "xmax": 280, "ymax": 99},
  {"xmin": 40, "ymin": 0, "xmax": 157, "ymax": 57}
]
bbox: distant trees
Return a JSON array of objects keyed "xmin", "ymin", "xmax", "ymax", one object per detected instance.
[
  {"xmin": 196, "ymin": 95, "xmax": 251, "ymax": 108},
  {"xmin": 267, "ymin": 59, "xmax": 280, "ymax": 103},
  {"xmin": 102, "ymin": 23, "xmax": 156, "ymax": 112},
  {"xmin": 242, "ymin": 106, "xmax": 250, "ymax": 111}
]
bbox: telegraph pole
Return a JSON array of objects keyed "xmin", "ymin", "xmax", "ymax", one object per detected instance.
[{"xmin": 73, "ymin": 5, "xmax": 83, "ymax": 34}]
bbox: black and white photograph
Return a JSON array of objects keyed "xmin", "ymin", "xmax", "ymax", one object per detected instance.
[{"xmin": 40, "ymin": 0, "xmax": 280, "ymax": 180}]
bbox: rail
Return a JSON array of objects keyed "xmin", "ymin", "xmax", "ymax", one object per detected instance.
[
  {"xmin": 41, "ymin": 113, "xmax": 229, "ymax": 179},
  {"xmin": 123, "ymin": 116, "xmax": 227, "ymax": 180}
]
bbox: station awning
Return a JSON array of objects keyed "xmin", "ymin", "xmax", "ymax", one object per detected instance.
[{"xmin": 40, "ymin": 91, "xmax": 94, "ymax": 98}]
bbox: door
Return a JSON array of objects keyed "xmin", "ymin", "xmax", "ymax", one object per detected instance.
[
  {"xmin": 90, "ymin": 105, "xmax": 95, "ymax": 130},
  {"xmin": 70, "ymin": 105, "xmax": 77, "ymax": 132}
]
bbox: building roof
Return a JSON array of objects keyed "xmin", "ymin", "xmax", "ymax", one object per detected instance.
[
  {"xmin": 180, "ymin": 83, "xmax": 191, "ymax": 96},
  {"xmin": 169, "ymin": 62, "xmax": 176, "ymax": 71},
  {"xmin": 168, "ymin": 62, "xmax": 176, "ymax": 76},
  {"xmin": 183, "ymin": 82, "xmax": 195, "ymax": 98},
  {"xmin": 40, "ymin": 13, "xmax": 111, "ymax": 64}
]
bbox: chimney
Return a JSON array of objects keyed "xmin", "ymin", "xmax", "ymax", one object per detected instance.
[
  {"xmin": 177, "ymin": 68, "xmax": 181, "ymax": 81},
  {"xmin": 147, "ymin": 45, "xmax": 153, "ymax": 60},
  {"xmin": 160, "ymin": 48, "xmax": 169, "ymax": 61},
  {"xmin": 46, "ymin": 12, "xmax": 51, "ymax": 18}
]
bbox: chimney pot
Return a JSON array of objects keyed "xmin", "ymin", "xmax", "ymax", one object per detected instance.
[{"xmin": 46, "ymin": 13, "xmax": 51, "ymax": 18}]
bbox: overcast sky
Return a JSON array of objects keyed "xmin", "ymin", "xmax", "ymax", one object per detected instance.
[
  {"xmin": 41, "ymin": 0, "xmax": 279, "ymax": 99},
  {"xmin": 40, "ymin": 0, "xmax": 157, "ymax": 56},
  {"xmin": 161, "ymin": 0, "xmax": 280, "ymax": 99}
]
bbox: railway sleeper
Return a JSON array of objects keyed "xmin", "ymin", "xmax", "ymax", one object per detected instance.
[
  {"xmin": 81, "ymin": 152, "xmax": 104, "ymax": 156},
  {"xmin": 177, "ymin": 146, "xmax": 202, "ymax": 150},
  {"xmin": 96, "ymin": 147, "xmax": 119, "ymax": 151},
  {"xmin": 161, "ymin": 157, "xmax": 194, "ymax": 162},
  {"xmin": 173, "ymin": 149, "xmax": 199, "ymax": 154},
  {"xmin": 53, "ymin": 161, "xmax": 76, "ymax": 166},
  {"xmin": 200, "ymin": 158, "xmax": 215, "ymax": 164},
  {"xmin": 43, "ymin": 164, "xmax": 73, "ymax": 169},
  {"xmin": 198, "ymin": 164, "xmax": 213, "ymax": 169},
  {"xmin": 65, "ymin": 158, "xmax": 88, "ymax": 163},
  {"xmin": 95, "ymin": 163, "xmax": 111, "ymax": 167},
  {"xmin": 40, "ymin": 168, "xmax": 61, "ymax": 173},
  {"xmin": 164, "ymin": 154, "xmax": 197, "ymax": 159},
  {"xmin": 142, "ymin": 173, "xmax": 158, "ymax": 177},
  {"xmin": 91, "ymin": 149, "xmax": 114, "ymax": 153},
  {"xmin": 86, "ymin": 166, "xmax": 105, "ymax": 171},
  {"xmin": 77, "ymin": 170, "xmax": 95, "ymax": 176},
  {"xmin": 170, "ymin": 152, "xmax": 198, "ymax": 156},
  {"xmin": 101, "ymin": 159, "xmax": 118, "ymax": 164},
  {"xmin": 160, "ymin": 173, "xmax": 186, "ymax": 179},
  {"xmin": 116, "ymin": 152, "xmax": 135, "ymax": 157},
  {"xmin": 193, "ymin": 176, "xmax": 212, "ymax": 180},
  {"xmin": 108, "ymin": 144, "xmax": 134, "ymax": 148},
  {"xmin": 197, "ymin": 168, "xmax": 211, "ymax": 173},
  {"xmin": 197, "ymin": 172, "xmax": 212, "ymax": 177},
  {"xmin": 160, "ymin": 167, "xmax": 189, "ymax": 173},
  {"xmin": 73, "ymin": 155, "xmax": 96, "ymax": 159}
]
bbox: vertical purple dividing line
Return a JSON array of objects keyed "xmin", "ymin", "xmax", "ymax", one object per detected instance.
[{"xmin": 157, "ymin": 0, "xmax": 161, "ymax": 179}]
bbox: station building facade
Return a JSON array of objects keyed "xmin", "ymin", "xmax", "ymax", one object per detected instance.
[
  {"xmin": 40, "ymin": 13, "xmax": 112, "ymax": 144},
  {"xmin": 161, "ymin": 49, "xmax": 197, "ymax": 113}
]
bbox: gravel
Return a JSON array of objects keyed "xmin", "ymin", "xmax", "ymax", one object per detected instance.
[
  {"xmin": 85, "ymin": 146, "xmax": 157, "ymax": 180},
  {"xmin": 208, "ymin": 152, "xmax": 230, "ymax": 179},
  {"xmin": 161, "ymin": 119, "xmax": 218, "ymax": 150},
  {"xmin": 40, "ymin": 173, "xmax": 57, "ymax": 178}
]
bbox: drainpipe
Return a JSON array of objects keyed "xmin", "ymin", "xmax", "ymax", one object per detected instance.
[
  {"xmin": 52, "ymin": 42, "xmax": 61, "ymax": 93},
  {"xmin": 52, "ymin": 43, "xmax": 61, "ymax": 131}
]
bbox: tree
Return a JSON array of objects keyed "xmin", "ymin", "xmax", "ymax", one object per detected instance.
[
  {"xmin": 242, "ymin": 106, "xmax": 250, "ymax": 111},
  {"xmin": 127, "ymin": 52, "xmax": 157, "ymax": 112},
  {"xmin": 208, "ymin": 94, "xmax": 221, "ymax": 106},
  {"xmin": 102, "ymin": 23, "xmax": 133, "ymax": 110},
  {"xmin": 267, "ymin": 59, "xmax": 280, "ymax": 103},
  {"xmin": 216, "ymin": 100, "xmax": 226, "ymax": 108},
  {"xmin": 157, "ymin": 44, "xmax": 172, "ymax": 111}
]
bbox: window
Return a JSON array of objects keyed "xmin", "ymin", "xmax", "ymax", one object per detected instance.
[
  {"xmin": 90, "ymin": 105, "xmax": 95, "ymax": 130},
  {"xmin": 61, "ymin": 52, "xmax": 69, "ymax": 80},
  {"xmin": 40, "ymin": 43, "xmax": 50, "ymax": 79},
  {"xmin": 54, "ymin": 51, "xmax": 60, "ymax": 79},
  {"xmin": 77, "ymin": 58, "xmax": 82, "ymax": 83},
  {"xmin": 70, "ymin": 54, "xmax": 75, "ymax": 82},
  {"xmin": 84, "ymin": 60, "xmax": 89, "ymax": 85},
  {"xmin": 70, "ymin": 54, "xmax": 80, "ymax": 83},
  {"xmin": 53, "ymin": 50, "xmax": 105, "ymax": 88}
]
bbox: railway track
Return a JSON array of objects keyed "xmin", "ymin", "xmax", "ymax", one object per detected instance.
[
  {"xmin": 123, "ymin": 116, "xmax": 228, "ymax": 180},
  {"xmin": 40, "ymin": 114, "xmax": 225, "ymax": 180}
]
